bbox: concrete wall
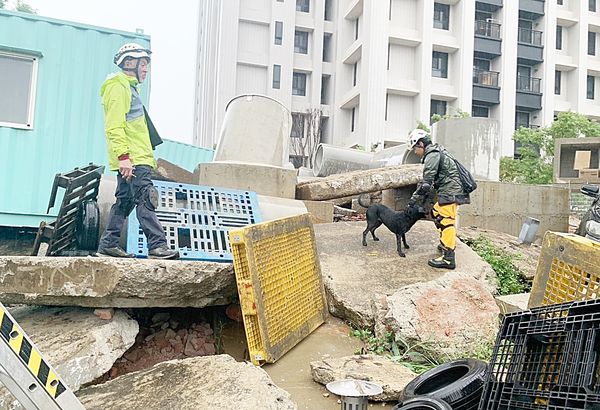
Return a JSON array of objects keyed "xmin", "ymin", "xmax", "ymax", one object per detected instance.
[
  {"xmin": 458, "ymin": 181, "xmax": 571, "ymax": 240},
  {"xmin": 433, "ymin": 118, "xmax": 501, "ymax": 182},
  {"xmin": 554, "ymin": 137, "xmax": 600, "ymax": 183}
]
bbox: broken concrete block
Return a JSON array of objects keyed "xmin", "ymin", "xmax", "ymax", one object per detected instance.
[
  {"xmin": 94, "ymin": 308, "xmax": 115, "ymax": 320},
  {"xmin": 196, "ymin": 162, "xmax": 297, "ymax": 198},
  {"xmin": 295, "ymin": 164, "xmax": 423, "ymax": 201},
  {"xmin": 77, "ymin": 355, "xmax": 297, "ymax": 410},
  {"xmin": 156, "ymin": 158, "xmax": 194, "ymax": 184},
  {"xmin": 0, "ymin": 306, "xmax": 137, "ymax": 409},
  {"xmin": 0, "ymin": 257, "xmax": 236, "ymax": 308},
  {"xmin": 302, "ymin": 200, "xmax": 334, "ymax": 224},
  {"xmin": 376, "ymin": 272, "xmax": 500, "ymax": 358},
  {"xmin": 310, "ymin": 355, "xmax": 417, "ymax": 402},
  {"xmin": 314, "ymin": 221, "xmax": 497, "ymax": 329},
  {"xmin": 495, "ymin": 292, "xmax": 530, "ymax": 314},
  {"xmin": 257, "ymin": 195, "xmax": 308, "ymax": 221}
]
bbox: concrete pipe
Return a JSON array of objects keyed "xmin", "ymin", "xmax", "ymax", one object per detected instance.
[
  {"xmin": 312, "ymin": 143, "xmax": 374, "ymax": 177},
  {"xmin": 214, "ymin": 95, "xmax": 292, "ymax": 167}
]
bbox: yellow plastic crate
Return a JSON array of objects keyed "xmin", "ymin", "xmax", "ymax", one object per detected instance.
[
  {"xmin": 229, "ymin": 213, "xmax": 328, "ymax": 365},
  {"xmin": 529, "ymin": 231, "xmax": 600, "ymax": 308}
]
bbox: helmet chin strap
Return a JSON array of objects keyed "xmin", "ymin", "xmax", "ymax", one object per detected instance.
[{"xmin": 122, "ymin": 58, "xmax": 142, "ymax": 81}]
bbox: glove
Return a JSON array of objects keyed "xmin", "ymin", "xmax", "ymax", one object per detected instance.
[
  {"xmin": 407, "ymin": 198, "xmax": 417, "ymax": 209},
  {"xmin": 415, "ymin": 181, "xmax": 432, "ymax": 196}
]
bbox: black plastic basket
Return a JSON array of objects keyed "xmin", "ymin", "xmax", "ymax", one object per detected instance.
[{"xmin": 479, "ymin": 299, "xmax": 600, "ymax": 409}]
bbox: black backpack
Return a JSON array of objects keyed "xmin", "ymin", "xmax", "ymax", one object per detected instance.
[{"xmin": 435, "ymin": 149, "xmax": 478, "ymax": 194}]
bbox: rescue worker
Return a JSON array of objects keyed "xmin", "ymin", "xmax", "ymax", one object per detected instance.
[
  {"xmin": 96, "ymin": 43, "xmax": 179, "ymax": 259},
  {"xmin": 407, "ymin": 128, "xmax": 468, "ymax": 269}
]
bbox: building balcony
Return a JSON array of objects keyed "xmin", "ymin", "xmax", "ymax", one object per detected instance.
[
  {"xmin": 519, "ymin": 0, "xmax": 545, "ymax": 19},
  {"xmin": 474, "ymin": 21, "xmax": 502, "ymax": 58},
  {"xmin": 476, "ymin": 0, "xmax": 503, "ymax": 12},
  {"xmin": 517, "ymin": 28, "xmax": 543, "ymax": 65},
  {"xmin": 516, "ymin": 75, "xmax": 542, "ymax": 111},
  {"xmin": 473, "ymin": 69, "xmax": 500, "ymax": 105}
]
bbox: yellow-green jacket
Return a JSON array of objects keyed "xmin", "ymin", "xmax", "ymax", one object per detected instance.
[{"xmin": 100, "ymin": 71, "xmax": 156, "ymax": 171}]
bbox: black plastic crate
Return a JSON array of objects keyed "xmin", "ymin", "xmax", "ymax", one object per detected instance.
[{"xmin": 479, "ymin": 299, "xmax": 600, "ymax": 409}]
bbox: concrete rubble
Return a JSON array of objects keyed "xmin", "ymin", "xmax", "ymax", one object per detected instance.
[
  {"xmin": 0, "ymin": 257, "xmax": 236, "ymax": 308},
  {"xmin": 310, "ymin": 355, "xmax": 417, "ymax": 402},
  {"xmin": 314, "ymin": 220, "xmax": 497, "ymax": 329},
  {"xmin": 0, "ymin": 306, "xmax": 137, "ymax": 409},
  {"xmin": 76, "ymin": 355, "xmax": 297, "ymax": 410},
  {"xmin": 296, "ymin": 164, "xmax": 423, "ymax": 201},
  {"xmin": 375, "ymin": 272, "xmax": 500, "ymax": 358},
  {"xmin": 495, "ymin": 292, "xmax": 531, "ymax": 314}
]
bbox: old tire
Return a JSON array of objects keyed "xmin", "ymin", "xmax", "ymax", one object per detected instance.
[
  {"xmin": 393, "ymin": 397, "xmax": 452, "ymax": 410},
  {"xmin": 399, "ymin": 359, "xmax": 488, "ymax": 410},
  {"xmin": 75, "ymin": 200, "xmax": 100, "ymax": 251}
]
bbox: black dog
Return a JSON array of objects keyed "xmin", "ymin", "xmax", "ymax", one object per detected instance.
[{"xmin": 361, "ymin": 202, "xmax": 425, "ymax": 257}]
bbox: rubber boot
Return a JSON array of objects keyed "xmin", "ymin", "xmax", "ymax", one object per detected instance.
[{"xmin": 428, "ymin": 248, "xmax": 456, "ymax": 270}]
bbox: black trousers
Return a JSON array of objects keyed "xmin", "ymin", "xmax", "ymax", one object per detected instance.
[{"xmin": 98, "ymin": 165, "xmax": 166, "ymax": 251}]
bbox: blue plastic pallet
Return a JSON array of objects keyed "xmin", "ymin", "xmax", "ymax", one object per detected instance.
[{"xmin": 127, "ymin": 181, "xmax": 261, "ymax": 261}]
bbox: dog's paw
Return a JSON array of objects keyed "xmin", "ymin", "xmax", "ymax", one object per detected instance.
[
  {"xmin": 373, "ymin": 237, "xmax": 380, "ymax": 241},
  {"xmin": 404, "ymin": 244, "xmax": 410, "ymax": 249},
  {"xmin": 398, "ymin": 253, "xmax": 406, "ymax": 257},
  {"xmin": 362, "ymin": 242, "xmax": 367, "ymax": 246}
]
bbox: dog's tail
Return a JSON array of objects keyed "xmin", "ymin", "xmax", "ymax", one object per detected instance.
[{"xmin": 357, "ymin": 194, "xmax": 371, "ymax": 208}]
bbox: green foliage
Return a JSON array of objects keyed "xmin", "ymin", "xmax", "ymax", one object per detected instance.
[
  {"xmin": 15, "ymin": 0, "xmax": 36, "ymax": 13},
  {"xmin": 416, "ymin": 120, "xmax": 431, "ymax": 133},
  {"xmin": 350, "ymin": 328, "xmax": 441, "ymax": 374},
  {"xmin": 0, "ymin": 0, "xmax": 5, "ymax": 9},
  {"xmin": 501, "ymin": 111, "xmax": 600, "ymax": 184},
  {"xmin": 430, "ymin": 108, "xmax": 471, "ymax": 124},
  {"xmin": 463, "ymin": 236, "xmax": 530, "ymax": 296}
]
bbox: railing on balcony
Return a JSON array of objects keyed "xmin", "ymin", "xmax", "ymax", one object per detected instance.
[
  {"xmin": 517, "ymin": 75, "xmax": 541, "ymax": 93},
  {"xmin": 518, "ymin": 28, "xmax": 543, "ymax": 46},
  {"xmin": 474, "ymin": 20, "xmax": 501, "ymax": 39},
  {"xmin": 473, "ymin": 68, "xmax": 500, "ymax": 86}
]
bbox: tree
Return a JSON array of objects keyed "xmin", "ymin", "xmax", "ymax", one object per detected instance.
[
  {"xmin": 15, "ymin": 0, "xmax": 36, "ymax": 13},
  {"xmin": 500, "ymin": 111, "xmax": 600, "ymax": 184},
  {"xmin": 431, "ymin": 108, "xmax": 470, "ymax": 124},
  {"xmin": 289, "ymin": 109, "xmax": 323, "ymax": 168},
  {"xmin": 0, "ymin": 0, "xmax": 6, "ymax": 8}
]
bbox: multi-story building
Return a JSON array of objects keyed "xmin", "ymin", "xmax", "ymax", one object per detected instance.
[{"xmin": 195, "ymin": 0, "xmax": 600, "ymax": 160}]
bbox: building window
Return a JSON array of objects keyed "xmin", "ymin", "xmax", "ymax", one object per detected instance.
[
  {"xmin": 515, "ymin": 111, "xmax": 530, "ymax": 129},
  {"xmin": 588, "ymin": 75, "xmax": 595, "ymax": 99},
  {"xmin": 324, "ymin": 0, "xmax": 333, "ymax": 20},
  {"xmin": 296, "ymin": 0, "xmax": 309, "ymax": 12},
  {"xmin": 432, "ymin": 51, "xmax": 448, "ymax": 78},
  {"xmin": 321, "ymin": 75, "xmax": 330, "ymax": 105},
  {"xmin": 353, "ymin": 63, "xmax": 358, "ymax": 86},
  {"xmin": 0, "ymin": 52, "xmax": 39, "ymax": 129},
  {"xmin": 556, "ymin": 26, "xmax": 563, "ymax": 50},
  {"xmin": 294, "ymin": 30, "xmax": 309, "ymax": 54},
  {"xmin": 472, "ymin": 105, "xmax": 489, "ymax": 118},
  {"xmin": 433, "ymin": 3, "xmax": 450, "ymax": 30},
  {"xmin": 589, "ymin": 31, "xmax": 596, "ymax": 56},
  {"xmin": 430, "ymin": 99, "xmax": 447, "ymax": 116},
  {"xmin": 291, "ymin": 113, "xmax": 305, "ymax": 138},
  {"xmin": 323, "ymin": 33, "xmax": 333, "ymax": 62},
  {"xmin": 351, "ymin": 107, "xmax": 356, "ymax": 132},
  {"xmin": 591, "ymin": 0, "xmax": 597, "ymax": 12},
  {"xmin": 292, "ymin": 72, "xmax": 307, "ymax": 96},
  {"xmin": 273, "ymin": 65, "xmax": 281, "ymax": 89},
  {"xmin": 555, "ymin": 70, "xmax": 561, "ymax": 95},
  {"xmin": 557, "ymin": 0, "xmax": 563, "ymax": 4},
  {"xmin": 274, "ymin": 21, "xmax": 283, "ymax": 45},
  {"xmin": 355, "ymin": 18, "xmax": 359, "ymax": 40}
]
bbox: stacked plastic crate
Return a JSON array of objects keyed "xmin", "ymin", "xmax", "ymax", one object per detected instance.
[
  {"xmin": 127, "ymin": 181, "xmax": 261, "ymax": 261},
  {"xmin": 479, "ymin": 232, "xmax": 600, "ymax": 409}
]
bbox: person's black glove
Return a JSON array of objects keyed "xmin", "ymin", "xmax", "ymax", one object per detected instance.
[
  {"xmin": 407, "ymin": 198, "xmax": 417, "ymax": 209},
  {"xmin": 415, "ymin": 181, "xmax": 432, "ymax": 196}
]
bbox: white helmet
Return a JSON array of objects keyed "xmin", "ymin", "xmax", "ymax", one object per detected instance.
[
  {"xmin": 408, "ymin": 129, "xmax": 431, "ymax": 149},
  {"xmin": 114, "ymin": 43, "xmax": 151, "ymax": 67}
]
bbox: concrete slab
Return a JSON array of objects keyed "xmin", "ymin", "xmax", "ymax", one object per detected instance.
[
  {"xmin": 302, "ymin": 200, "xmax": 334, "ymax": 224},
  {"xmin": 496, "ymin": 292, "xmax": 531, "ymax": 314},
  {"xmin": 196, "ymin": 162, "xmax": 297, "ymax": 198},
  {"xmin": 313, "ymin": 221, "xmax": 497, "ymax": 328},
  {"xmin": 0, "ymin": 257, "xmax": 236, "ymax": 308}
]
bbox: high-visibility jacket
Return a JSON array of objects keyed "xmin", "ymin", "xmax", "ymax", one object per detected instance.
[{"xmin": 100, "ymin": 72, "xmax": 155, "ymax": 171}]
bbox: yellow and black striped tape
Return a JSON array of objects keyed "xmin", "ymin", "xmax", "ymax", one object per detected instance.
[{"xmin": 0, "ymin": 307, "xmax": 66, "ymax": 399}]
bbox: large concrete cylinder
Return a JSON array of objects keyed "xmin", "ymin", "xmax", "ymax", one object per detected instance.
[
  {"xmin": 312, "ymin": 143, "xmax": 374, "ymax": 177},
  {"xmin": 371, "ymin": 144, "xmax": 421, "ymax": 168},
  {"xmin": 214, "ymin": 95, "xmax": 292, "ymax": 167}
]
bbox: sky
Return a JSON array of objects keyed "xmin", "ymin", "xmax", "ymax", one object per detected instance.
[{"xmin": 18, "ymin": 0, "xmax": 200, "ymax": 144}]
